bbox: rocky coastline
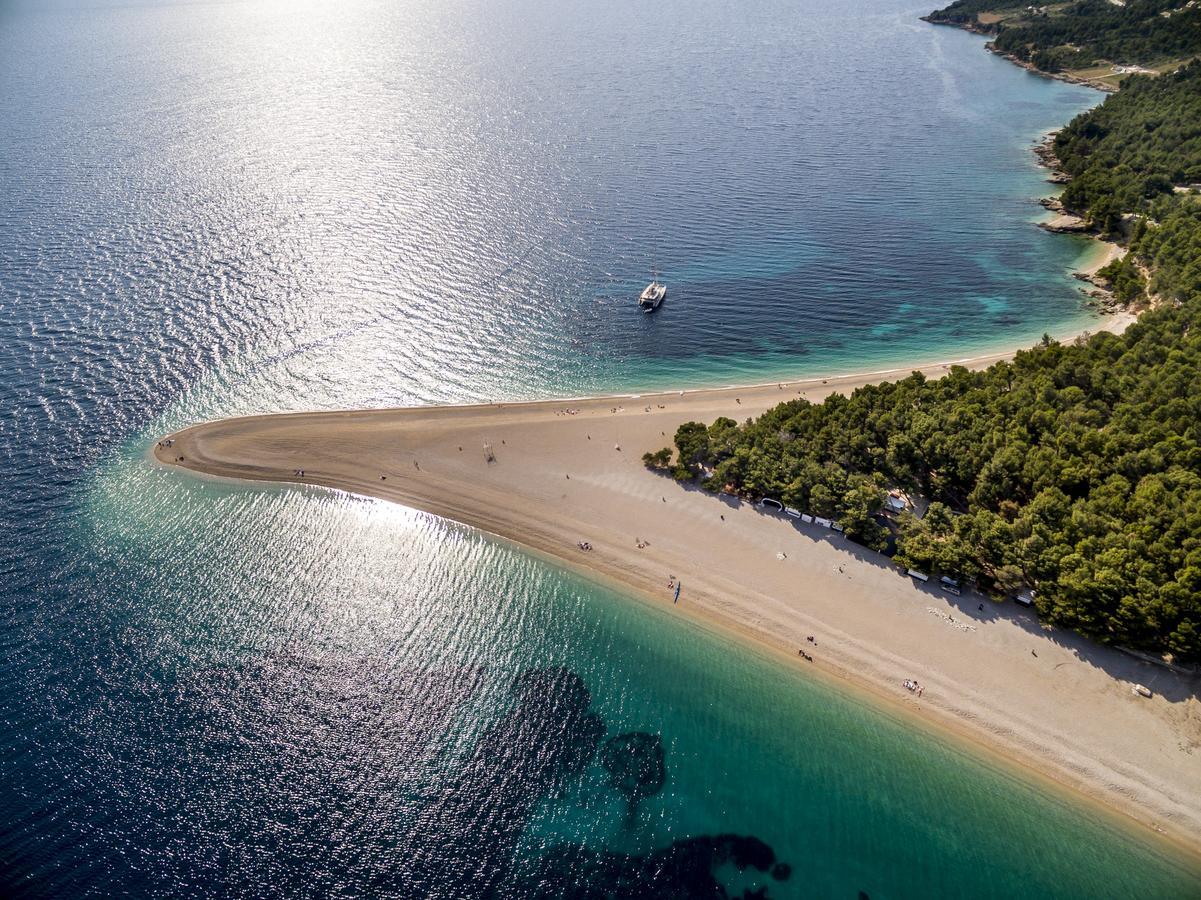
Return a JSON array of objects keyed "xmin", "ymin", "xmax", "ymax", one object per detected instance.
[
  {"xmin": 921, "ymin": 15, "xmax": 1119, "ymax": 92},
  {"xmin": 918, "ymin": 13, "xmax": 994, "ymax": 36},
  {"xmin": 1031, "ymin": 132, "xmax": 1129, "ymax": 315},
  {"xmin": 988, "ymin": 46, "xmax": 1119, "ymax": 93}
]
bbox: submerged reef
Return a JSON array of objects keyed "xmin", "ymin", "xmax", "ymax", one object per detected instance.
[
  {"xmin": 601, "ymin": 730, "xmax": 667, "ymax": 812},
  {"xmin": 522, "ymin": 833, "xmax": 785, "ymax": 899},
  {"xmin": 166, "ymin": 657, "xmax": 785, "ymax": 898},
  {"xmin": 396, "ymin": 666, "xmax": 787, "ymax": 898}
]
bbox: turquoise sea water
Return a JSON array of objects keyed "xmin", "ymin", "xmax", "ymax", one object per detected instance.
[{"xmin": 2, "ymin": 0, "xmax": 1199, "ymax": 896}]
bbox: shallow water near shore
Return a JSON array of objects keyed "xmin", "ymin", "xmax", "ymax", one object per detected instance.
[
  {"xmin": 39, "ymin": 466, "xmax": 1196, "ymax": 898},
  {"xmin": 2, "ymin": 0, "xmax": 1200, "ymax": 896}
]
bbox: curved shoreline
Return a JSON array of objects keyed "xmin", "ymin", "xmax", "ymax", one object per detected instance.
[{"xmin": 152, "ymin": 318, "xmax": 1201, "ymax": 866}]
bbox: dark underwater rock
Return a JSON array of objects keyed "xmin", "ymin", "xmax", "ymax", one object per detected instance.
[
  {"xmin": 524, "ymin": 832, "xmax": 781, "ymax": 899},
  {"xmin": 600, "ymin": 731, "xmax": 667, "ymax": 805}
]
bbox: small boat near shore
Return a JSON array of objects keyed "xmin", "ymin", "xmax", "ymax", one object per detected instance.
[{"xmin": 638, "ymin": 279, "xmax": 666, "ymax": 313}]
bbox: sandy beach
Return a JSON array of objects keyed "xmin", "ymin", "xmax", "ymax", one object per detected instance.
[{"xmin": 153, "ymin": 315, "xmax": 1201, "ymax": 856}]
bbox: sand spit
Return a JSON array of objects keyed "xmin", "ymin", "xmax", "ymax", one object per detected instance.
[{"xmin": 154, "ymin": 332, "xmax": 1201, "ymax": 856}]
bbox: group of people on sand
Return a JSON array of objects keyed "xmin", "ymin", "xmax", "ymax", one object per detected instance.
[
  {"xmin": 556, "ymin": 408, "xmax": 581, "ymax": 416},
  {"xmin": 903, "ymin": 679, "xmax": 924, "ymax": 697},
  {"xmin": 635, "ymin": 537, "xmax": 649, "ymax": 549},
  {"xmin": 292, "ymin": 469, "xmax": 305, "ymax": 477},
  {"xmin": 798, "ymin": 634, "xmax": 818, "ymax": 662},
  {"xmin": 156, "ymin": 438, "xmax": 184, "ymax": 462},
  {"xmin": 576, "ymin": 540, "xmax": 592, "ymax": 551}
]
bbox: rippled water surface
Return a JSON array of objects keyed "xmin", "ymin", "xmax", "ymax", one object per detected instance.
[{"xmin": 2, "ymin": 0, "xmax": 1199, "ymax": 896}]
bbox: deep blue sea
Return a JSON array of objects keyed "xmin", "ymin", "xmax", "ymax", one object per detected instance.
[{"xmin": 2, "ymin": 0, "xmax": 1199, "ymax": 897}]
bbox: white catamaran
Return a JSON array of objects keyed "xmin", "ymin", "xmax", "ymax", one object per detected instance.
[{"xmin": 638, "ymin": 277, "xmax": 666, "ymax": 313}]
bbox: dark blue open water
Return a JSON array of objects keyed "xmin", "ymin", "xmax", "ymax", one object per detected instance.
[{"xmin": 2, "ymin": 0, "xmax": 1199, "ymax": 897}]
